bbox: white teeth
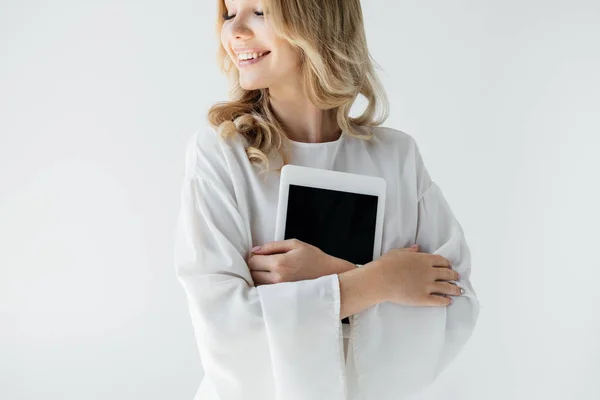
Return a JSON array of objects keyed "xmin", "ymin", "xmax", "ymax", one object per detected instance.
[{"xmin": 238, "ymin": 52, "xmax": 267, "ymax": 60}]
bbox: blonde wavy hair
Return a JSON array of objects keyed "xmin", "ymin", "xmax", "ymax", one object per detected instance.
[{"xmin": 208, "ymin": 0, "xmax": 389, "ymax": 180}]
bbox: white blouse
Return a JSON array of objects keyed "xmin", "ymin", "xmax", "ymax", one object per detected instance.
[{"xmin": 173, "ymin": 123, "xmax": 480, "ymax": 400}]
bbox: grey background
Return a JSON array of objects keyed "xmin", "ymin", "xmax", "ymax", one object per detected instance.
[{"xmin": 1, "ymin": 0, "xmax": 599, "ymax": 399}]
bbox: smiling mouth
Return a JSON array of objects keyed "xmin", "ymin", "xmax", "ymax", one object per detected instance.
[
  {"xmin": 237, "ymin": 51, "xmax": 271, "ymax": 61},
  {"xmin": 237, "ymin": 51, "xmax": 271, "ymax": 67}
]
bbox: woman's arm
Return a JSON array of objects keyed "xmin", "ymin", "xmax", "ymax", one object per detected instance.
[
  {"xmin": 174, "ymin": 131, "xmax": 348, "ymax": 400},
  {"xmin": 345, "ymin": 135, "xmax": 480, "ymax": 399},
  {"xmin": 337, "ymin": 261, "xmax": 385, "ymax": 319},
  {"xmin": 329, "ymin": 255, "xmax": 359, "ymax": 274}
]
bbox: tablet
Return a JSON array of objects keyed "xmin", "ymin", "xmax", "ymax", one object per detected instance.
[{"xmin": 274, "ymin": 164, "xmax": 387, "ymax": 323}]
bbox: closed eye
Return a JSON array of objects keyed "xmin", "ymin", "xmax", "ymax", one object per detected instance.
[{"xmin": 223, "ymin": 11, "xmax": 264, "ymax": 21}]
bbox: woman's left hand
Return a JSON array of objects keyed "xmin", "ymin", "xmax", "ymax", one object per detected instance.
[{"xmin": 247, "ymin": 239, "xmax": 335, "ymax": 286}]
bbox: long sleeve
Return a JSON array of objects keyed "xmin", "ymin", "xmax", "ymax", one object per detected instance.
[
  {"xmin": 348, "ymin": 138, "xmax": 480, "ymax": 399},
  {"xmin": 173, "ymin": 131, "xmax": 347, "ymax": 400},
  {"xmin": 414, "ymin": 180, "xmax": 480, "ymax": 379}
]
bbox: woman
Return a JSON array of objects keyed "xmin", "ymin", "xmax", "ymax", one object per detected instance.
[{"xmin": 173, "ymin": 0, "xmax": 480, "ymax": 399}]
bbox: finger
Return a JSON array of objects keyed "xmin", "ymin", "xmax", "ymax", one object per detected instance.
[
  {"xmin": 247, "ymin": 256, "xmax": 272, "ymax": 272},
  {"xmin": 435, "ymin": 267, "xmax": 460, "ymax": 282},
  {"xmin": 247, "ymin": 263, "xmax": 271, "ymax": 272},
  {"xmin": 249, "ymin": 253, "xmax": 286, "ymax": 273},
  {"xmin": 252, "ymin": 238, "xmax": 300, "ymax": 255},
  {"xmin": 431, "ymin": 282, "xmax": 462, "ymax": 297},
  {"xmin": 251, "ymin": 270, "xmax": 275, "ymax": 285},
  {"xmin": 428, "ymin": 293, "xmax": 453, "ymax": 307},
  {"xmin": 397, "ymin": 247, "xmax": 418, "ymax": 252},
  {"xmin": 429, "ymin": 254, "xmax": 452, "ymax": 268}
]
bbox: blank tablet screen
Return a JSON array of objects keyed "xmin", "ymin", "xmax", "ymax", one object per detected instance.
[
  {"xmin": 284, "ymin": 184, "xmax": 380, "ymax": 325},
  {"xmin": 284, "ymin": 184, "xmax": 379, "ymax": 267}
]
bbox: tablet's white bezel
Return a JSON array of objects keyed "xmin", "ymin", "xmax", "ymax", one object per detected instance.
[{"xmin": 274, "ymin": 164, "xmax": 387, "ymax": 261}]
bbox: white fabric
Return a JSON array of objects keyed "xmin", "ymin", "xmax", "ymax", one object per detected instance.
[{"xmin": 173, "ymin": 124, "xmax": 480, "ymax": 400}]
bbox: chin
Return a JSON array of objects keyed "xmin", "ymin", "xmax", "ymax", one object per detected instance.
[{"xmin": 239, "ymin": 80, "xmax": 268, "ymax": 91}]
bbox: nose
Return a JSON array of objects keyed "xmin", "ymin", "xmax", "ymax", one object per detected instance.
[{"xmin": 230, "ymin": 17, "xmax": 253, "ymax": 40}]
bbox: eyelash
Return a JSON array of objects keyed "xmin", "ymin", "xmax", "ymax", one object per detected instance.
[{"xmin": 223, "ymin": 11, "xmax": 264, "ymax": 21}]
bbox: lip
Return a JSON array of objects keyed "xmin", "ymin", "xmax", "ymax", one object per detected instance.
[
  {"xmin": 237, "ymin": 51, "xmax": 271, "ymax": 67},
  {"xmin": 232, "ymin": 47, "xmax": 270, "ymax": 55}
]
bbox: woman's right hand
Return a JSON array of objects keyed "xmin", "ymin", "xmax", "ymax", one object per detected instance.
[{"xmin": 372, "ymin": 245, "xmax": 462, "ymax": 307}]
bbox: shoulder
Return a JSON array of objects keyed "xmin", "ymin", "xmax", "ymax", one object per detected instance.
[
  {"xmin": 366, "ymin": 125, "xmax": 421, "ymax": 157},
  {"xmin": 369, "ymin": 125, "xmax": 417, "ymax": 146},
  {"xmin": 368, "ymin": 125, "xmax": 431, "ymax": 196},
  {"xmin": 183, "ymin": 124, "xmax": 242, "ymax": 184}
]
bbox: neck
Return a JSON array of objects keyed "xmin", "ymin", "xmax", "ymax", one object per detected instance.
[{"xmin": 267, "ymin": 82, "xmax": 341, "ymax": 144}]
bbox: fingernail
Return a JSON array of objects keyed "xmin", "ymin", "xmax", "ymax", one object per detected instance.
[
  {"xmin": 460, "ymin": 288, "xmax": 465, "ymax": 295},
  {"xmin": 411, "ymin": 244, "xmax": 419, "ymax": 248},
  {"xmin": 251, "ymin": 246, "xmax": 261, "ymax": 252}
]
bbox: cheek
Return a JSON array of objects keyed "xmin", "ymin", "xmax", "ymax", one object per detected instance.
[
  {"xmin": 274, "ymin": 39, "xmax": 300, "ymax": 65},
  {"xmin": 277, "ymin": 47, "xmax": 301, "ymax": 72}
]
